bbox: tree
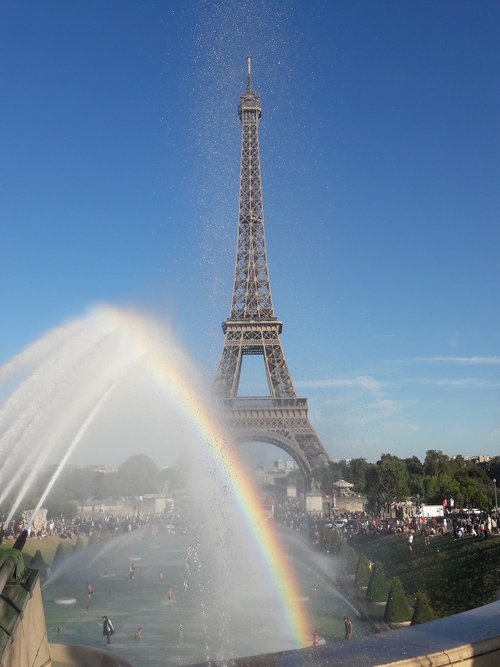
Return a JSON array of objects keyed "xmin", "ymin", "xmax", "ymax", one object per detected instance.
[
  {"xmin": 61, "ymin": 465, "xmax": 108, "ymax": 505},
  {"xmin": 88, "ymin": 532, "xmax": 100, "ymax": 547},
  {"xmin": 51, "ymin": 543, "xmax": 66, "ymax": 571},
  {"xmin": 483, "ymin": 456, "xmax": 500, "ymax": 484},
  {"xmin": 346, "ymin": 458, "xmax": 371, "ymax": 493},
  {"xmin": 366, "ymin": 561, "xmax": 390, "ymax": 603},
  {"xmin": 355, "ymin": 553, "xmax": 371, "ymax": 589},
  {"xmin": 158, "ymin": 466, "xmax": 181, "ymax": 493},
  {"xmin": 340, "ymin": 544, "xmax": 358, "ymax": 575},
  {"xmin": 365, "ymin": 454, "xmax": 410, "ymax": 515},
  {"xmin": 325, "ymin": 528, "xmax": 343, "ymax": 554},
  {"xmin": 424, "ymin": 450, "xmax": 451, "ymax": 478},
  {"xmin": 117, "ymin": 455, "xmax": 160, "ymax": 496},
  {"xmin": 29, "ymin": 550, "xmax": 46, "ymax": 570},
  {"xmin": 460, "ymin": 478, "xmax": 488, "ymax": 509},
  {"xmin": 319, "ymin": 460, "xmax": 347, "ymax": 493},
  {"xmin": 405, "ymin": 456, "xmax": 425, "ymax": 497},
  {"xmin": 405, "ymin": 456, "xmax": 424, "ymax": 477},
  {"xmin": 428, "ymin": 473, "xmax": 460, "ymax": 505},
  {"xmin": 384, "ymin": 577, "xmax": 413, "ymax": 624},
  {"xmin": 74, "ymin": 535, "xmax": 88, "ymax": 551},
  {"xmin": 44, "ymin": 495, "xmax": 78, "ymax": 521},
  {"xmin": 411, "ymin": 592, "xmax": 436, "ymax": 625}
]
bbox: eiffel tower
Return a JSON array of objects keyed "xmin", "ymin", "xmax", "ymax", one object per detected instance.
[{"xmin": 214, "ymin": 58, "xmax": 330, "ymax": 477}]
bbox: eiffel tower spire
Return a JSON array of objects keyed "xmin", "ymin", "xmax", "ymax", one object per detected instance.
[
  {"xmin": 214, "ymin": 61, "xmax": 330, "ymax": 476},
  {"xmin": 246, "ymin": 54, "xmax": 252, "ymax": 92}
]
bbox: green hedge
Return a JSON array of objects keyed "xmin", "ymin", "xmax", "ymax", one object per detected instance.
[
  {"xmin": 355, "ymin": 553, "xmax": 371, "ymax": 588},
  {"xmin": 384, "ymin": 577, "xmax": 413, "ymax": 623},
  {"xmin": 74, "ymin": 535, "xmax": 88, "ymax": 551},
  {"xmin": 411, "ymin": 591, "xmax": 436, "ymax": 625},
  {"xmin": 29, "ymin": 549, "xmax": 46, "ymax": 570},
  {"xmin": 366, "ymin": 561, "xmax": 390, "ymax": 602},
  {"xmin": 340, "ymin": 544, "xmax": 358, "ymax": 574},
  {"xmin": 325, "ymin": 528, "xmax": 343, "ymax": 554},
  {"xmin": 50, "ymin": 542, "xmax": 68, "ymax": 571}
]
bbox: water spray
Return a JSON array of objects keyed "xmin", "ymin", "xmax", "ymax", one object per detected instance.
[{"xmin": 6, "ymin": 380, "xmax": 119, "ymax": 527}]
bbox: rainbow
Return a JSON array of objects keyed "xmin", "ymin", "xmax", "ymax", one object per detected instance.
[{"xmin": 100, "ymin": 305, "xmax": 312, "ymax": 649}]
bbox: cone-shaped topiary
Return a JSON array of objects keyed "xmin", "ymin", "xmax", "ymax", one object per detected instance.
[
  {"xmin": 340, "ymin": 544, "xmax": 358, "ymax": 574},
  {"xmin": 51, "ymin": 543, "xmax": 66, "ymax": 571},
  {"xmin": 366, "ymin": 561, "xmax": 390, "ymax": 602},
  {"xmin": 411, "ymin": 592, "xmax": 436, "ymax": 625},
  {"xmin": 100, "ymin": 529, "xmax": 112, "ymax": 543},
  {"xmin": 29, "ymin": 549, "xmax": 46, "ymax": 570},
  {"xmin": 325, "ymin": 528, "xmax": 343, "ymax": 554},
  {"xmin": 384, "ymin": 577, "xmax": 413, "ymax": 623},
  {"xmin": 74, "ymin": 535, "xmax": 88, "ymax": 551},
  {"xmin": 88, "ymin": 531, "xmax": 100, "ymax": 547},
  {"xmin": 355, "ymin": 553, "xmax": 371, "ymax": 588}
]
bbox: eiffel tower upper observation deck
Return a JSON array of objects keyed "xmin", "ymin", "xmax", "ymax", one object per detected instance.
[{"xmin": 214, "ymin": 58, "xmax": 330, "ymax": 477}]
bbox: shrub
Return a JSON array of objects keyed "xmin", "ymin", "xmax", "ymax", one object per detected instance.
[
  {"xmin": 384, "ymin": 577, "xmax": 413, "ymax": 623},
  {"xmin": 88, "ymin": 531, "xmax": 100, "ymax": 547},
  {"xmin": 340, "ymin": 543, "xmax": 358, "ymax": 572},
  {"xmin": 51, "ymin": 543, "xmax": 66, "ymax": 570},
  {"xmin": 355, "ymin": 553, "xmax": 371, "ymax": 588},
  {"xmin": 411, "ymin": 592, "xmax": 436, "ymax": 625},
  {"xmin": 100, "ymin": 529, "xmax": 113, "ymax": 543},
  {"xmin": 74, "ymin": 535, "xmax": 88, "ymax": 551},
  {"xmin": 366, "ymin": 561, "xmax": 390, "ymax": 602},
  {"xmin": 29, "ymin": 549, "xmax": 46, "ymax": 570},
  {"xmin": 325, "ymin": 529, "xmax": 343, "ymax": 554}
]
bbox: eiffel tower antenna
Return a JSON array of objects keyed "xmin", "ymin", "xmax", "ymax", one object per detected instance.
[
  {"xmin": 214, "ymin": 60, "xmax": 330, "ymax": 478},
  {"xmin": 247, "ymin": 54, "xmax": 252, "ymax": 91}
]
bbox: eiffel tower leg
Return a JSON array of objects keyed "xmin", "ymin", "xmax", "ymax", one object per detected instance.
[
  {"xmin": 215, "ymin": 342, "xmax": 242, "ymax": 397},
  {"xmin": 263, "ymin": 342, "xmax": 295, "ymax": 398}
]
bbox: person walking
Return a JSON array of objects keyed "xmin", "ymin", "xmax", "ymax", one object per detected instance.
[
  {"xmin": 85, "ymin": 582, "xmax": 93, "ymax": 609},
  {"xmin": 344, "ymin": 616, "xmax": 352, "ymax": 640},
  {"xmin": 102, "ymin": 615, "xmax": 114, "ymax": 647}
]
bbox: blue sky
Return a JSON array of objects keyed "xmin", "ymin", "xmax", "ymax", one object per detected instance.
[{"xmin": 1, "ymin": 1, "xmax": 499, "ymax": 465}]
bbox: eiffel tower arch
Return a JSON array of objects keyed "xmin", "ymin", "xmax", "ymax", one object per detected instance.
[{"xmin": 214, "ymin": 58, "xmax": 330, "ymax": 478}]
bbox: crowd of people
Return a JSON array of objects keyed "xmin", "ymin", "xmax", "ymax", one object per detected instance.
[
  {"xmin": 271, "ymin": 497, "xmax": 499, "ymax": 555},
  {"xmin": 0, "ymin": 511, "xmax": 189, "ymax": 546}
]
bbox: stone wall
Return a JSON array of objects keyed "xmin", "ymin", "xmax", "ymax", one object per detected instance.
[{"xmin": 1, "ymin": 574, "xmax": 51, "ymax": 667}]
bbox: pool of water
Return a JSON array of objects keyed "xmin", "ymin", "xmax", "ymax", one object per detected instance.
[{"xmin": 43, "ymin": 528, "xmax": 369, "ymax": 666}]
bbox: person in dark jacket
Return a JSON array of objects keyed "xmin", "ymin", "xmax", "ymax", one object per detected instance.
[{"xmin": 102, "ymin": 615, "xmax": 114, "ymax": 646}]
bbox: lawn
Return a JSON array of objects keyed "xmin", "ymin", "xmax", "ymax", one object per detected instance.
[{"xmin": 349, "ymin": 530, "xmax": 500, "ymax": 617}]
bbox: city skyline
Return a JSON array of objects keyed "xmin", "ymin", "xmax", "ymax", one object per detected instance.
[{"xmin": 1, "ymin": 2, "xmax": 499, "ymax": 466}]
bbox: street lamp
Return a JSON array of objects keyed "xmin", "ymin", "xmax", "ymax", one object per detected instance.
[{"xmin": 493, "ymin": 478, "xmax": 498, "ymax": 512}]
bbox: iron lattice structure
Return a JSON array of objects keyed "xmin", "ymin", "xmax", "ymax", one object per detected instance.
[{"xmin": 214, "ymin": 58, "xmax": 330, "ymax": 477}]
